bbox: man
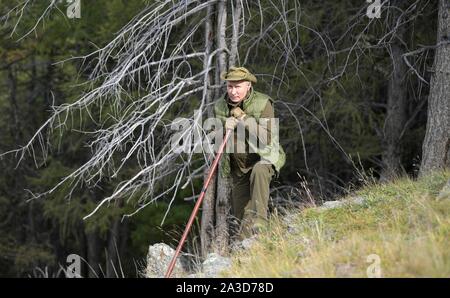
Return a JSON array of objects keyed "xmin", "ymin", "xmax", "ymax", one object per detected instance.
[{"xmin": 214, "ymin": 66, "xmax": 286, "ymax": 239}]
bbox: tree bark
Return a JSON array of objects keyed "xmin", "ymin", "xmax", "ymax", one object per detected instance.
[
  {"xmin": 229, "ymin": 0, "xmax": 242, "ymax": 67},
  {"xmin": 420, "ymin": 0, "xmax": 450, "ymax": 175},
  {"xmin": 7, "ymin": 66, "xmax": 22, "ymax": 144},
  {"xmin": 215, "ymin": 161, "xmax": 231, "ymax": 255},
  {"xmin": 213, "ymin": 0, "xmax": 231, "ymax": 255},
  {"xmin": 214, "ymin": 0, "xmax": 228, "ymax": 100},
  {"xmin": 85, "ymin": 228, "xmax": 102, "ymax": 278},
  {"xmin": 204, "ymin": 4, "xmax": 214, "ymax": 119},
  {"xmin": 119, "ymin": 218, "xmax": 128, "ymax": 265},
  {"xmin": 381, "ymin": 25, "xmax": 408, "ymax": 181},
  {"xmin": 200, "ymin": 4, "xmax": 216, "ymax": 258},
  {"xmin": 200, "ymin": 162, "xmax": 216, "ymax": 257},
  {"xmin": 106, "ymin": 218, "xmax": 121, "ymax": 277}
]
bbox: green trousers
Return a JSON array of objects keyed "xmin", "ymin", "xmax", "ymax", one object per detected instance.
[{"xmin": 230, "ymin": 161, "xmax": 274, "ymax": 239}]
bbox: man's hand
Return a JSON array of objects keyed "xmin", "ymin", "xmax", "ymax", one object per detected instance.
[
  {"xmin": 231, "ymin": 107, "xmax": 246, "ymax": 120},
  {"xmin": 225, "ymin": 116, "xmax": 240, "ymax": 130}
]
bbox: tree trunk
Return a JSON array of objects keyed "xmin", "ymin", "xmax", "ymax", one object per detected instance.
[
  {"xmin": 229, "ymin": 0, "xmax": 242, "ymax": 67},
  {"xmin": 214, "ymin": 0, "xmax": 228, "ymax": 101},
  {"xmin": 420, "ymin": 0, "xmax": 450, "ymax": 175},
  {"xmin": 118, "ymin": 218, "xmax": 128, "ymax": 272},
  {"xmin": 106, "ymin": 218, "xmax": 121, "ymax": 278},
  {"xmin": 380, "ymin": 25, "xmax": 408, "ymax": 181},
  {"xmin": 200, "ymin": 4, "xmax": 216, "ymax": 257},
  {"xmin": 215, "ymin": 161, "xmax": 231, "ymax": 255},
  {"xmin": 7, "ymin": 66, "xmax": 22, "ymax": 144},
  {"xmin": 85, "ymin": 228, "xmax": 102, "ymax": 278},
  {"xmin": 213, "ymin": 0, "xmax": 231, "ymax": 255},
  {"xmin": 204, "ymin": 4, "xmax": 214, "ymax": 119},
  {"xmin": 200, "ymin": 162, "xmax": 216, "ymax": 257}
]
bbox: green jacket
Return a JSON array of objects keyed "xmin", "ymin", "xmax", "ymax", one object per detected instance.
[{"xmin": 214, "ymin": 88, "xmax": 286, "ymax": 178}]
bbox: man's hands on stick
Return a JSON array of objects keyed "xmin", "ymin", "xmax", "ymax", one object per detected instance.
[
  {"xmin": 231, "ymin": 107, "xmax": 246, "ymax": 120},
  {"xmin": 225, "ymin": 107, "xmax": 247, "ymax": 130},
  {"xmin": 225, "ymin": 117, "xmax": 239, "ymax": 130}
]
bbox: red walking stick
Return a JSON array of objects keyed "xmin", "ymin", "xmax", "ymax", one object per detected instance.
[{"xmin": 165, "ymin": 128, "xmax": 232, "ymax": 278}]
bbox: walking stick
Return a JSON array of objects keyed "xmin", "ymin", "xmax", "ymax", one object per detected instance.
[{"xmin": 165, "ymin": 128, "xmax": 233, "ymax": 278}]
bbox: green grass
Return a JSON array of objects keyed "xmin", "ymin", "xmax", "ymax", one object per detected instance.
[{"xmin": 222, "ymin": 170, "xmax": 450, "ymax": 277}]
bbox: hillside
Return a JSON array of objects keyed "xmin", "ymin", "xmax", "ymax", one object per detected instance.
[{"xmin": 222, "ymin": 171, "xmax": 450, "ymax": 277}]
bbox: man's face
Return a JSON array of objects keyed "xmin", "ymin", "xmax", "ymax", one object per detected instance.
[{"xmin": 227, "ymin": 81, "xmax": 251, "ymax": 103}]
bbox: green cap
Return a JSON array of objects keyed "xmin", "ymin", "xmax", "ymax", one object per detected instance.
[{"xmin": 220, "ymin": 66, "xmax": 257, "ymax": 83}]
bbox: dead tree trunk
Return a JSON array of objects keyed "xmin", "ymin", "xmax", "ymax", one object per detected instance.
[
  {"xmin": 200, "ymin": 167, "xmax": 216, "ymax": 256},
  {"xmin": 420, "ymin": 0, "xmax": 450, "ymax": 175},
  {"xmin": 213, "ymin": 0, "xmax": 231, "ymax": 255},
  {"xmin": 229, "ymin": 0, "xmax": 242, "ymax": 67},
  {"xmin": 200, "ymin": 4, "xmax": 216, "ymax": 257}
]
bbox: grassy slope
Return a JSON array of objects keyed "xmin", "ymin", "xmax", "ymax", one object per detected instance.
[{"xmin": 223, "ymin": 171, "xmax": 450, "ymax": 277}]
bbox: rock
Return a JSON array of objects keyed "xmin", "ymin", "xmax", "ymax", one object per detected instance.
[
  {"xmin": 320, "ymin": 200, "xmax": 344, "ymax": 210},
  {"xmin": 437, "ymin": 179, "xmax": 450, "ymax": 200},
  {"xmin": 145, "ymin": 243, "xmax": 186, "ymax": 278},
  {"xmin": 201, "ymin": 253, "xmax": 232, "ymax": 278},
  {"xmin": 319, "ymin": 196, "xmax": 367, "ymax": 211},
  {"xmin": 145, "ymin": 245, "xmax": 233, "ymax": 278}
]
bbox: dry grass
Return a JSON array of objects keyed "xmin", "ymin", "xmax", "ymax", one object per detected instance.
[{"xmin": 222, "ymin": 170, "xmax": 450, "ymax": 277}]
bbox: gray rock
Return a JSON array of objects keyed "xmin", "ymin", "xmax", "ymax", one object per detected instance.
[
  {"xmin": 145, "ymin": 243, "xmax": 186, "ymax": 278},
  {"xmin": 201, "ymin": 253, "xmax": 232, "ymax": 277},
  {"xmin": 320, "ymin": 200, "xmax": 344, "ymax": 210},
  {"xmin": 319, "ymin": 196, "xmax": 367, "ymax": 211}
]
